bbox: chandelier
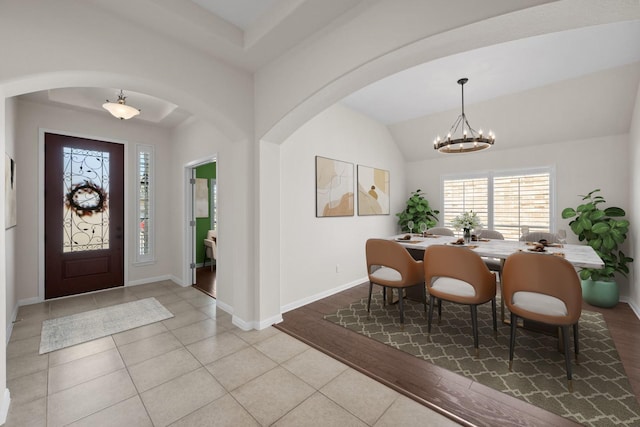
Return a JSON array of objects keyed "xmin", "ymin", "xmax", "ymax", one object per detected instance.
[
  {"xmin": 102, "ymin": 90, "xmax": 141, "ymax": 120},
  {"xmin": 433, "ymin": 78, "xmax": 495, "ymax": 153}
]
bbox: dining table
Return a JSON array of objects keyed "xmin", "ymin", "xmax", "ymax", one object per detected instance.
[{"xmin": 389, "ymin": 233, "xmax": 605, "ymax": 326}]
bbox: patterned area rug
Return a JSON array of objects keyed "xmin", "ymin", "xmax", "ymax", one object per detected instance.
[
  {"xmin": 40, "ymin": 297, "xmax": 174, "ymax": 354},
  {"xmin": 325, "ymin": 294, "xmax": 640, "ymax": 426}
]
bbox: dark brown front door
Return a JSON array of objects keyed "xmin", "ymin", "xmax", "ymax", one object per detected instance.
[{"xmin": 44, "ymin": 133, "xmax": 124, "ymax": 299}]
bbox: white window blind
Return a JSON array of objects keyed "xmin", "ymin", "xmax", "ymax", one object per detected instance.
[
  {"xmin": 136, "ymin": 144, "xmax": 155, "ymax": 263},
  {"xmin": 442, "ymin": 168, "xmax": 552, "ymax": 240}
]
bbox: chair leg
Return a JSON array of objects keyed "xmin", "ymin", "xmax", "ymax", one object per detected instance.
[
  {"xmin": 562, "ymin": 325, "xmax": 573, "ymax": 392},
  {"xmin": 428, "ymin": 295, "xmax": 435, "ymax": 334},
  {"xmin": 573, "ymin": 322, "xmax": 580, "ymax": 365},
  {"xmin": 422, "ymin": 284, "xmax": 427, "ymax": 314},
  {"xmin": 509, "ymin": 312, "xmax": 517, "ymax": 371},
  {"xmin": 367, "ymin": 282, "xmax": 374, "ymax": 312},
  {"xmin": 491, "ymin": 298, "xmax": 497, "ymax": 338},
  {"xmin": 437, "ymin": 299, "xmax": 442, "ymax": 323},
  {"xmin": 398, "ymin": 289, "xmax": 405, "ymax": 324},
  {"xmin": 202, "ymin": 245, "xmax": 207, "ymax": 268},
  {"xmin": 470, "ymin": 305, "xmax": 479, "ymax": 357}
]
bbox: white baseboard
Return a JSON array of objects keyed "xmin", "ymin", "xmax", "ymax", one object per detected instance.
[
  {"xmin": 232, "ymin": 315, "xmax": 253, "ymax": 331},
  {"xmin": 215, "ymin": 299, "xmax": 233, "ymax": 315},
  {"xmin": 127, "ymin": 275, "xmax": 175, "ymax": 287},
  {"xmin": 18, "ymin": 296, "xmax": 42, "ymax": 306},
  {"xmin": 0, "ymin": 389, "xmax": 10, "ymax": 425},
  {"xmin": 6, "ymin": 304, "xmax": 19, "ymax": 345},
  {"xmin": 257, "ymin": 313, "xmax": 284, "ymax": 330},
  {"xmin": 280, "ymin": 276, "xmax": 368, "ymax": 314},
  {"xmin": 621, "ymin": 296, "xmax": 640, "ymax": 320}
]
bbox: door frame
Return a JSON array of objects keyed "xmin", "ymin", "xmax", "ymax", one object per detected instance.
[
  {"xmin": 38, "ymin": 128, "xmax": 129, "ymax": 301},
  {"xmin": 183, "ymin": 155, "xmax": 217, "ymax": 287}
]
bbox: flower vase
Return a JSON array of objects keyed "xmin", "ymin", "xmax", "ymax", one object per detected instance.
[{"xmin": 463, "ymin": 228, "xmax": 471, "ymax": 243}]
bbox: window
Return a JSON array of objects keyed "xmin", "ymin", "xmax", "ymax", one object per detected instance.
[
  {"xmin": 442, "ymin": 168, "xmax": 553, "ymax": 240},
  {"xmin": 136, "ymin": 144, "xmax": 155, "ymax": 263}
]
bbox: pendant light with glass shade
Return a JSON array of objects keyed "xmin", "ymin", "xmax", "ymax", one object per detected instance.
[
  {"xmin": 102, "ymin": 90, "xmax": 141, "ymax": 120},
  {"xmin": 433, "ymin": 78, "xmax": 495, "ymax": 153}
]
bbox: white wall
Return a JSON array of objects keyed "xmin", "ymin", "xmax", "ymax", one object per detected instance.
[
  {"xmin": 4, "ymin": 98, "xmax": 17, "ymax": 332},
  {"xmin": 406, "ymin": 134, "xmax": 632, "ymax": 295},
  {"xmin": 629, "ymin": 79, "xmax": 640, "ymax": 313},
  {"xmin": 279, "ymin": 104, "xmax": 406, "ymax": 310}
]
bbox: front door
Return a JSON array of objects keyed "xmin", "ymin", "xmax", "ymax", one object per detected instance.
[{"xmin": 44, "ymin": 133, "xmax": 124, "ymax": 299}]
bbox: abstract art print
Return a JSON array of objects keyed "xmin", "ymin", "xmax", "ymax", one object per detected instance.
[
  {"xmin": 316, "ymin": 156, "xmax": 354, "ymax": 217},
  {"xmin": 5, "ymin": 153, "xmax": 16, "ymax": 229},
  {"xmin": 195, "ymin": 178, "xmax": 209, "ymax": 218},
  {"xmin": 357, "ymin": 165, "xmax": 389, "ymax": 215}
]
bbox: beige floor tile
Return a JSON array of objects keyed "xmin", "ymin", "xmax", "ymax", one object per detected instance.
[
  {"xmin": 185, "ymin": 293, "xmax": 216, "ymax": 308},
  {"xmin": 171, "ymin": 319, "xmax": 225, "ymax": 345},
  {"xmin": 118, "ymin": 331, "xmax": 183, "ymax": 366},
  {"xmin": 173, "ymin": 287, "xmax": 204, "ymax": 300},
  {"xmin": 140, "ymin": 367, "xmax": 226, "ymax": 427},
  {"xmin": 7, "ymin": 370, "xmax": 47, "ymax": 406},
  {"xmin": 374, "ymin": 395, "xmax": 460, "ymax": 427},
  {"xmin": 162, "ymin": 309, "xmax": 209, "ymax": 330},
  {"xmin": 4, "ymin": 396, "xmax": 47, "ymax": 427},
  {"xmin": 48, "ymin": 336, "xmax": 115, "ymax": 367},
  {"xmin": 231, "ymin": 367, "xmax": 315, "ymax": 426},
  {"xmin": 49, "ymin": 296, "xmax": 97, "ymax": 318},
  {"xmin": 47, "ymin": 369, "xmax": 137, "ymax": 427},
  {"xmin": 232, "ymin": 325, "xmax": 280, "ymax": 345},
  {"xmin": 9, "ymin": 318, "xmax": 44, "ymax": 342},
  {"xmin": 16, "ymin": 302, "xmax": 50, "ymax": 319},
  {"xmin": 321, "ymin": 369, "xmax": 399, "ymax": 425},
  {"xmin": 253, "ymin": 331, "xmax": 310, "ymax": 364},
  {"xmin": 67, "ymin": 396, "xmax": 153, "ymax": 427},
  {"xmin": 163, "ymin": 300, "xmax": 199, "ymax": 315},
  {"xmin": 273, "ymin": 392, "xmax": 368, "ymax": 427},
  {"xmin": 199, "ymin": 306, "xmax": 235, "ymax": 328},
  {"xmin": 152, "ymin": 292, "xmax": 185, "ymax": 306},
  {"xmin": 169, "ymin": 394, "xmax": 259, "ymax": 427},
  {"xmin": 186, "ymin": 331, "xmax": 249, "ymax": 365},
  {"xmin": 93, "ymin": 289, "xmax": 139, "ymax": 307},
  {"xmin": 129, "ymin": 286, "xmax": 175, "ymax": 300},
  {"xmin": 206, "ymin": 346, "xmax": 277, "ymax": 391},
  {"xmin": 7, "ymin": 353, "xmax": 48, "ymax": 381},
  {"xmin": 48, "ymin": 348, "xmax": 125, "ymax": 394},
  {"xmin": 112, "ymin": 321, "xmax": 168, "ymax": 347},
  {"xmin": 7, "ymin": 335, "xmax": 40, "ymax": 360},
  {"xmin": 128, "ymin": 348, "xmax": 201, "ymax": 392},
  {"xmin": 282, "ymin": 347, "xmax": 349, "ymax": 389}
]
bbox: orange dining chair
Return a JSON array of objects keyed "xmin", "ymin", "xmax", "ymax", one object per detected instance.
[
  {"xmin": 502, "ymin": 251, "xmax": 582, "ymax": 391},
  {"xmin": 423, "ymin": 245, "xmax": 497, "ymax": 357},
  {"xmin": 365, "ymin": 239, "xmax": 426, "ymax": 323}
]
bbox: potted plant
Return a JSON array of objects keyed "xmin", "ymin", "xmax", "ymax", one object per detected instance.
[
  {"xmin": 396, "ymin": 189, "xmax": 439, "ymax": 233},
  {"xmin": 561, "ymin": 189, "xmax": 633, "ymax": 307}
]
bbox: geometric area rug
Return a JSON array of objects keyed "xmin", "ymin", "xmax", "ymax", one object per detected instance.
[
  {"xmin": 325, "ymin": 294, "xmax": 640, "ymax": 427},
  {"xmin": 39, "ymin": 297, "xmax": 174, "ymax": 354}
]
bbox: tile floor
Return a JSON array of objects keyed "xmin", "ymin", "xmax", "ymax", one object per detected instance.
[{"xmin": 5, "ymin": 280, "xmax": 458, "ymax": 426}]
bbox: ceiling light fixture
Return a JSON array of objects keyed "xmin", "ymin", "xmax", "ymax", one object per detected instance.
[
  {"xmin": 433, "ymin": 78, "xmax": 495, "ymax": 153},
  {"xmin": 102, "ymin": 90, "xmax": 140, "ymax": 120}
]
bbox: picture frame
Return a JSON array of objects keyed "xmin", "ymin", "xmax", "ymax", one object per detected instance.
[
  {"xmin": 357, "ymin": 165, "xmax": 390, "ymax": 215},
  {"xmin": 195, "ymin": 178, "xmax": 209, "ymax": 218},
  {"xmin": 315, "ymin": 156, "xmax": 354, "ymax": 217},
  {"xmin": 5, "ymin": 153, "xmax": 16, "ymax": 229}
]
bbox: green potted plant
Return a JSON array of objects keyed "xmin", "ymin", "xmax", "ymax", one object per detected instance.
[
  {"xmin": 396, "ymin": 189, "xmax": 439, "ymax": 233},
  {"xmin": 561, "ymin": 189, "xmax": 633, "ymax": 308}
]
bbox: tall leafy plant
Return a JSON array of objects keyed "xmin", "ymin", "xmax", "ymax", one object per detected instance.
[
  {"xmin": 396, "ymin": 189, "xmax": 439, "ymax": 232},
  {"xmin": 561, "ymin": 189, "xmax": 633, "ymax": 281}
]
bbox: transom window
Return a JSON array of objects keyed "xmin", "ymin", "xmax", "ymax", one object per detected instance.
[{"xmin": 441, "ymin": 168, "xmax": 553, "ymax": 240}]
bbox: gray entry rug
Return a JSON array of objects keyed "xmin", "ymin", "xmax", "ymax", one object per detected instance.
[
  {"xmin": 40, "ymin": 297, "xmax": 174, "ymax": 354},
  {"xmin": 325, "ymin": 294, "xmax": 640, "ymax": 427}
]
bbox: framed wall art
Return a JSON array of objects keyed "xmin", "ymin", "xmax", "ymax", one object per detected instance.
[
  {"xmin": 195, "ymin": 178, "xmax": 209, "ymax": 218},
  {"xmin": 315, "ymin": 156, "xmax": 354, "ymax": 217},
  {"xmin": 357, "ymin": 165, "xmax": 390, "ymax": 215},
  {"xmin": 5, "ymin": 153, "xmax": 16, "ymax": 229}
]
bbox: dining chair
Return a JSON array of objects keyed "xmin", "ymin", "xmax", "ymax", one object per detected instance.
[
  {"xmin": 423, "ymin": 245, "xmax": 497, "ymax": 357},
  {"xmin": 478, "ymin": 229, "xmax": 505, "ymax": 277},
  {"xmin": 203, "ymin": 229, "xmax": 217, "ymax": 271},
  {"xmin": 427, "ymin": 227, "xmax": 455, "ymax": 236},
  {"xmin": 478, "ymin": 229, "xmax": 504, "ymax": 240},
  {"xmin": 365, "ymin": 239, "xmax": 426, "ymax": 323},
  {"xmin": 520, "ymin": 231, "xmax": 561, "ymax": 244},
  {"xmin": 502, "ymin": 251, "xmax": 582, "ymax": 391}
]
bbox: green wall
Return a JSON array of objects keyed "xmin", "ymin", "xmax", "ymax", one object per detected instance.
[{"xmin": 195, "ymin": 162, "xmax": 216, "ymax": 266}]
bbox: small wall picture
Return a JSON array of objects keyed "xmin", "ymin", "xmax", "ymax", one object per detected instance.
[
  {"xmin": 5, "ymin": 153, "xmax": 17, "ymax": 229},
  {"xmin": 357, "ymin": 165, "xmax": 390, "ymax": 215},
  {"xmin": 316, "ymin": 156, "xmax": 354, "ymax": 217},
  {"xmin": 195, "ymin": 178, "xmax": 209, "ymax": 218}
]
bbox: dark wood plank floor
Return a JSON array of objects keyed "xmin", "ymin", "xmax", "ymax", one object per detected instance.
[
  {"xmin": 276, "ymin": 282, "xmax": 640, "ymax": 427},
  {"xmin": 193, "ymin": 266, "xmax": 216, "ymax": 298}
]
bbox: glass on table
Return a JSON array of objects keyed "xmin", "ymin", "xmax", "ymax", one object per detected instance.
[
  {"xmin": 407, "ymin": 220, "xmax": 414, "ymax": 235},
  {"xmin": 419, "ymin": 222, "xmax": 427, "ymax": 236}
]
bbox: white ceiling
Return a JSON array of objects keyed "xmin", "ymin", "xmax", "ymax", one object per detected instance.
[
  {"xmin": 16, "ymin": 3, "xmax": 640, "ymax": 133},
  {"xmin": 341, "ymin": 20, "xmax": 640, "ymax": 125}
]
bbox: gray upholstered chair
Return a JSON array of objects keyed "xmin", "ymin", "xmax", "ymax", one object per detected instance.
[
  {"xmin": 478, "ymin": 229, "xmax": 505, "ymax": 275},
  {"xmin": 365, "ymin": 239, "xmax": 426, "ymax": 323},
  {"xmin": 203, "ymin": 229, "xmax": 217, "ymax": 271},
  {"xmin": 427, "ymin": 227, "xmax": 455, "ymax": 237},
  {"xmin": 423, "ymin": 245, "xmax": 497, "ymax": 357},
  {"xmin": 502, "ymin": 251, "xmax": 582, "ymax": 391},
  {"xmin": 520, "ymin": 231, "xmax": 561, "ymax": 244},
  {"xmin": 478, "ymin": 229, "xmax": 504, "ymax": 240}
]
